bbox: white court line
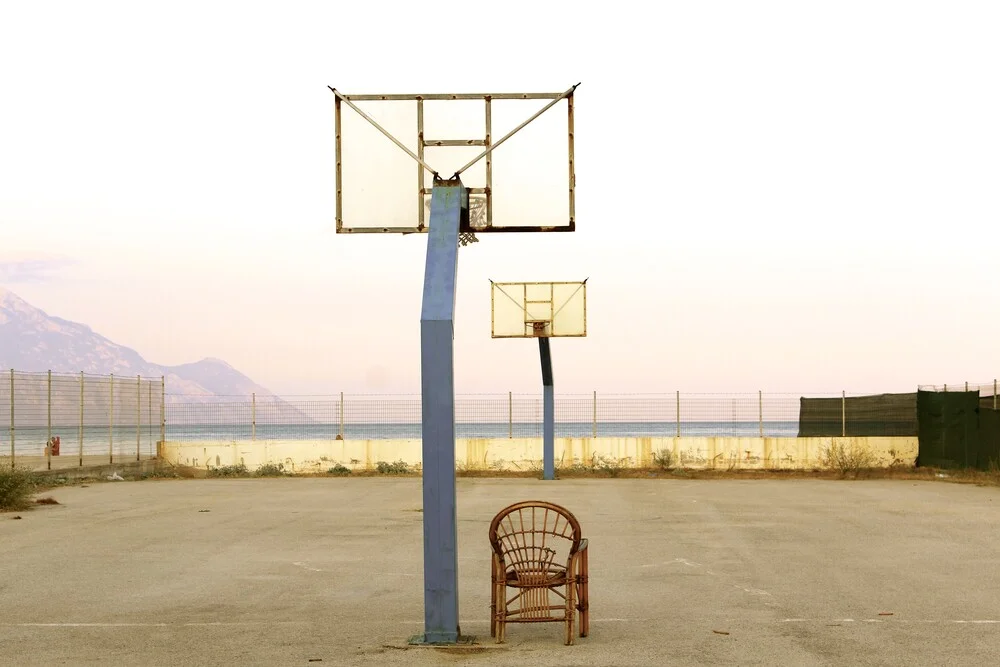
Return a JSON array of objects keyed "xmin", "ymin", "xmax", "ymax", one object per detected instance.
[
  {"xmin": 400, "ymin": 619, "xmax": 633, "ymax": 625},
  {"xmin": 292, "ymin": 561, "xmax": 324, "ymax": 572},
  {"xmin": 640, "ymin": 559, "xmax": 769, "ymax": 596},
  {"xmin": 780, "ymin": 619, "xmax": 999, "ymax": 625},
  {"xmin": 5, "ymin": 622, "xmax": 309, "ymax": 628},
  {"xmin": 291, "ymin": 562, "xmax": 417, "ymax": 576}
]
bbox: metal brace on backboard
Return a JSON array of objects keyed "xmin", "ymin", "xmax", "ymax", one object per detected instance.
[{"xmin": 329, "ymin": 84, "xmax": 578, "ymax": 235}]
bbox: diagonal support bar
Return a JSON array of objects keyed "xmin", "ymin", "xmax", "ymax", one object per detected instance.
[
  {"xmin": 329, "ymin": 87, "xmax": 440, "ymax": 178},
  {"xmin": 539, "ymin": 337, "xmax": 555, "ymax": 481},
  {"xmin": 452, "ymin": 83, "xmax": 579, "ymax": 178},
  {"xmin": 414, "ymin": 178, "xmax": 466, "ymax": 645}
]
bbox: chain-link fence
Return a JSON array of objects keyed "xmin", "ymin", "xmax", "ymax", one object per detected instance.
[
  {"xmin": 160, "ymin": 389, "xmax": 975, "ymax": 442},
  {"xmin": 0, "ymin": 370, "xmax": 164, "ymax": 470},
  {"xmin": 918, "ymin": 381, "xmax": 999, "ymax": 410},
  {"xmin": 913, "ymin": 381, "xmax": 1000, "ymax": 470},
  {"xmin": 5, "ymin": 375, "xmax": 995, "ymax": 460}
]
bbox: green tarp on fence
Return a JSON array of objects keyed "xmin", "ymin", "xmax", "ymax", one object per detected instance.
[
  {"xmin": 797, "ymin": 393, "xmax": 918, "ymax": 437},
  {"xmin": 978, "ymin": 408, "xmax": 1000, "ymax": 471},
  {"xmin": 915, "ymin": 390, "xmax": 1000, "ymax": 471},
  {"xmin": 916, "ymin": 391, "xmax": 979, "ymax": 469}
]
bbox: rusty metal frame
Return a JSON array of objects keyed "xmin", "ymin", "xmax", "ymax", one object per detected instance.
[
  {"xmin": 330, "ymin": 85, "xmax": 578, "ymax": 235},
  {"xmin": 490, "ymin": 280, "xmax": 588, "ymax": 339}
]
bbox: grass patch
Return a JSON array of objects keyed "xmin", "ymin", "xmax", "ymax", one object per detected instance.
[
  {"xmin": 820, "ymin": 441, "xmax": 879, "ymax": 478},
  {"xmin": 206, "ymin": 462, "xmax": 286, "ymax": 477},
  {"xmin": 327, "ymin": 464, "xmax": 351, "ymax": 476},
  {"xmin": 988, "ymin": 459, "xmax": 1000, "ymax": 485},
  {"xmin": 375, "ymin": 460, "xmax": 411, "ymax": 475},
  {"xmin": 254, "ymin": 463, "xmax": 286, "ymax": 477},
  {"xmin": 652, "ymin": 449, "xmax": 675, "ymax": 470},
  {"xmin": 207, "ymin": 463, "xmax": 250, "ymax": 478},
  {"xmin": 592, "ymin": 455, "xmax": 630, "ymax": 477},
  {"xmin": 34, "ymin": 496, "xmax": 60, "ymax": 505},
  {"xmin": 135, "ymin": 467, "xmax": 182, "ymax": 480},
  {"xmin": 0, "ymin": 467, "xmax": 39, "ymax": 511}
]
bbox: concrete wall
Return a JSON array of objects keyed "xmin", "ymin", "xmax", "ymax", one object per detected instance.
[{"xmin": 160, "ymin": 436, "xmax": 918, "ymax": 474}]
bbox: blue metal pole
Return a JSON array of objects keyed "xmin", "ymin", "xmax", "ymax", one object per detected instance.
[
  {"xmin": 414, "ymin": 178, "xmax": 465, "ymax": 644},
  {"xmin": 539, "ymin": 337, "xmax": 555, "ymax": 480}
]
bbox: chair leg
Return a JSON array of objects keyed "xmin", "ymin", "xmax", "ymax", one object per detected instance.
[
  {"xmin": 497, "ymin": 595, "xmax": 506, "ymax": 644},
  {"xmin": 490, "ymin": 559, "xmax": 497, "ymax": 638},
  {"xmin": 577, "ymin": 549, "xmax": 589, "ymax": 638},
  {"xmin": 565, "ymin": 578, "xmax": 576, "ymax": 646},
  {"xmin": 495, "ymin": 578, "xmax": 506, "ymax": 644}
]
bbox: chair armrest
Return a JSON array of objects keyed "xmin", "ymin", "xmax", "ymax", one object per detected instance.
[{"xmin": 492, "ymin": 552, "xmax": 505, "ymax": 576}]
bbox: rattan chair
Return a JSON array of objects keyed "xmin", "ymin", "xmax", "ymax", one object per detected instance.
[{"xmin": 489, "ymin": 500, "xmax": 590, "ymax": 645}]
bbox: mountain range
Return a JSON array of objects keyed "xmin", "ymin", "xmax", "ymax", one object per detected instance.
[{"xmin": 0, "ymin": 286, "xmax": 275, "ymax": 403}]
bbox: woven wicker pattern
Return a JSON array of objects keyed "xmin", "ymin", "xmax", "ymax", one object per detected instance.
[{"xmin": 489, "ymin": 501, "xmax": 590, "ymax": 644}]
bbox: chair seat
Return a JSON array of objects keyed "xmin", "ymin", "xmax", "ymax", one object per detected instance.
[{"xmin": 504, "ymin": 566, "xmax": 567, "ymax": 588}]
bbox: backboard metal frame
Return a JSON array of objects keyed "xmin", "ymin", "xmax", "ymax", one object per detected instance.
[
  {"xmin": 490, "ymin": 280, "xmax": 588, "ymax": 339},
  {"xmin": 331, "ymin": 86, "xmax": 578, "ymax": 235}
]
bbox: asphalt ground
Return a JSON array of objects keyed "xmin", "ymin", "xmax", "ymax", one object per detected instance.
[{"xmin": 1, "ymin": 477, "xmax": 998, "ymax": 666}]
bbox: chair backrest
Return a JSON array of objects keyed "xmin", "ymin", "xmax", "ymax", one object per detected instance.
[{"xmin": 489, "ymin": 501, "xmax": 582, "ymax": 574}]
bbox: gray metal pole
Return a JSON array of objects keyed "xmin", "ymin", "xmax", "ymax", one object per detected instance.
[
  {"xmin": 414, "ymin": 178, "xmax": 465, "ymax": 645},
  {"xmin": 79, "ymin": 372, "xmax": 84, "ymax": 467},
  {"xmin": 758, "ymin": 390, "xmax": 763, "ymax": 438},
  {"xmin": 592, "ymin": 390, "xmax": 597, "ymax": 438},
  {"xmin": 676, "ymin": 390, "xmax": 681, "ymax": 438},
  {"xmin": 508, "ymin": 391, "xmax": 512, "ymax": 439},
  {"xmin": 9, "ymin": 369, "xmax": 13, "ymax": 469},
  {"xmin": 252, "ymin": 392, "xmax": 256, "ymax": 441},
  {"xmin": 160, "ymin": 376, "xmax": 165, "ymax": 450},
  {"xmin": 47, "ymin": 370, "xmax": 52, "ymax": 470},
  {"xmin": 841, "ymin": 390, "xmax": 846, "ymax": 438},
  {"xmin": 339, "ymin": 391, "xmax": 344, "ymax": 439},
  {"xmin": 136, "ymin": 375, "xmax": 141, "ymax": 462},
  {"xmin": 539, "ymin": 337, "xmax": 555, "ymax": 480},
  {"xmin": 994, "ymin": 379, "xmax": 997, "ymax": 410},
  {"xmin": 109, "ymin": 374, "xmax": 114, "ymax": 464}
]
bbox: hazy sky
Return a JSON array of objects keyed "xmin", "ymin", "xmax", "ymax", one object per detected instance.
[{"xmin": 1, "ymin": 1, "xmax": 998, "ymax": 396}]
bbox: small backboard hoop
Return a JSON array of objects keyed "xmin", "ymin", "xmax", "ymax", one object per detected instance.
[
  {"xmin": 331, "ymin": 85, "xmax": 578, "ymax": 235},
  {"xmin": 491, "ymin": 280, "xmax": 587, "ymax": 338}
]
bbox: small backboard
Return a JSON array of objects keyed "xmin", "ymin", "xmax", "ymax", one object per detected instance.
[
  {"xmin": 491, "ymin": 280, "xmax": 587, "ymax": 338},
  {"xmin": 330, "ymin": 85, "xmax": 578, "ymax": 235}
]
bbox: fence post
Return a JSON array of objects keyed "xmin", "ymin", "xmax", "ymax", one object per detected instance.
[
  {"xmin": 339, "ymin": 391, "xmax": 345, "ymax": 439},
  {"xmin": 508, "ymin": 391, "xmax": 513, "ymax": 439},
  {"xmin": 965, "ymin": 381, "xmax": 969, "ymax": 392},
  {"xmin": 136, "ymin": 375, "xmax": 141, "ymax": 462},
  {"xmin": 9, "ymin": 369, "xmax": 13, "ymax": 469},
  {"xmin": 252, "ymin": 392, "xmax": 256, "ymax": 441},
  {"xmin": 676, "ymin": 390, "xmax": 681, "ymax": 438},
  {"xmin": 994, "ymin": 379, "xmax": 997, "ymax": 410},
  {"xmin": 758, "ymin": 390, "xmax": 763, "ymax": 438},
  {"xmin": 592, "ymin": 390, "xmax": 597, "ymax": 438},
  {"xmin": 148, "ymin": 380, "xmax": 152, "ymax": 458},
  {"xmin": 79, "ymin": 372, "xmax": 84, "ymax": 467},
  {"xmin": 47, "ymin": 370, "xmax": 52, "ymax": 470},
  {"xmin": 841, "ymin": 390, "xmax": 846, "ymax": 437},
  {"xmin": 109, "ymin": 373, "xmax": 114, "ymax": 464},
  {"xmin": 160, "ymin": 376, "xmax": 165, "ymax": 449}
]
